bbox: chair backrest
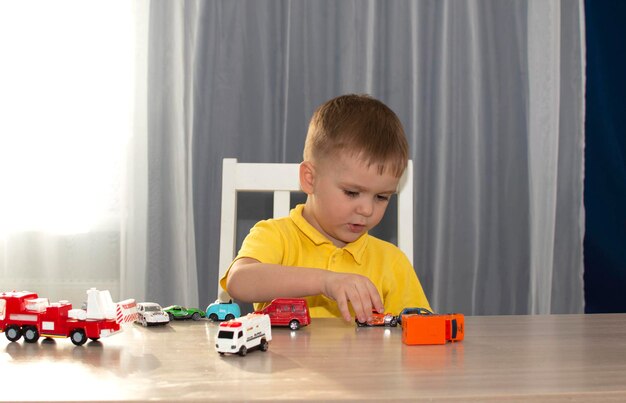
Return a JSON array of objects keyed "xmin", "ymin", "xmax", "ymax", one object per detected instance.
[{"xmin": 217, "ymin": 158, "xmax": 414, "ymax": 300}]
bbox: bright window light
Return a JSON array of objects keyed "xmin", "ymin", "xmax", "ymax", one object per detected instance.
[{"xmin": 0, "ymin": 1, "xmax": 133, "ymax": 234}]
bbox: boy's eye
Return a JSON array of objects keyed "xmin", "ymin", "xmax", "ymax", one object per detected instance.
[
  {"xmin": 376, "ymin": 195, "xmax": 390, "ymax": 202},
  {"xmin": 343, "ymin": 190, "xmax": 359, "ymax": 198}
]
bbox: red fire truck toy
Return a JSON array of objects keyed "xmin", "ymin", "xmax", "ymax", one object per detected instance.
[
  {"xmin": 401, "ymin": 308, "xmax": 464, "ymax": 345},
  {"xmin": 0, "ymin": 288, "xmax": 137, "ymax": 346}
]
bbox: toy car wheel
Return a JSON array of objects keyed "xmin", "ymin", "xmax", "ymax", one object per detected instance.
[
  {"xmin": 192, "ymin": 312, "xmax": 201, "ymax": 321},
  {"xmin": 225, "ymin": 314, "xmax": 235, "ymax": 321},
  {"xmin": 356, "ymin": 320, "xmax": 367, "ymax": 327},
  {"xmin": 5, "ymin": 325, "xmax": 22, "ymax": 342},
  {"xmin": 23, "ymin": 326, "xmax": 40, "ymax": 343},
  {"xmin": 260, "ymin": 338, "xmax": 269, "ymax": 352},
  {"xmin": 390, "ymin": 317, "xmax": 398, "ymax": 327},
  {"xmin": 141, "ymin": 317, "xmax": 148, "ymax": 327},
  {"xmin": 70, "ymin": 329, "xmax": 87, "ymax": 346},
  {"xmin": 209, "ymin": 313, "xmax": 219, "ymax": 322},
  {"xmin": 289, "ymin": 320, "xmax": 300, "ymax": 330},
  {"xmin": 167, "ymin": 312, "xmax": 174, "ymax": 321},
  {"xmin": 239, "ymin": 345, "xmax": 247, "ymax": 356}
]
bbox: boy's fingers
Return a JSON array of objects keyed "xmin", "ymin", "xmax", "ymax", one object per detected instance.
[
  {"xmin": 325, "ymin": 273, "xmax": 382, "ymax": 322},
  {"xmin": 346, "ymin": 292, "xmax": 362, "ymax": 322},
  {"xmin": 356, "ymin": 282, "xmax": 377, "ymax": 320},
  {"xmin": 367, "ymin": 282, "xmax": 384, "ymax": 313},
  {"xmin": 349, "ymin": 286, "xmax": 373, "ymax": 323},
  {"xmin": 335, "ymin": 295, "xmax": 352, "ymax": 322}
]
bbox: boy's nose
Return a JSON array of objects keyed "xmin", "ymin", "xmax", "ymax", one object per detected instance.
[{"xmin": 356, "ymin": 200, "xmax": 374, "ymax": 217}]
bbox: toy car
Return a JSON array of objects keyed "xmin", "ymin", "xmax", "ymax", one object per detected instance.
[
  {"xmin": 356, "ymin": 311, "xmax": 398, "ymax": 327},
  {"xmin": 206, "ymin": 299, "xmax": 241, "ymax": 322},
  {"xmin": 163, "ymin": 305, "xmax": 206, "ymax": 321},
  {"xmin": 255, "ymin": 298, "xmax": 311, "ymax": 330},
  {"xmin": 136, "ymin": 302, "xmax": 170, "ymax": 326}
]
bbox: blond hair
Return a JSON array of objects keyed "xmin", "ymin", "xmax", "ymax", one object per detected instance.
[{"xmin": 303, "ymin": 94, "xmax": 408, "ymax": 178}]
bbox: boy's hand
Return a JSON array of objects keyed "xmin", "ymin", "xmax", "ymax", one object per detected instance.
[{"xmin": 322, "ymin": 272, "xmax": 384, "ymax": 323}]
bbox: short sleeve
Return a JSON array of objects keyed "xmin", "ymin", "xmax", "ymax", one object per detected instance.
[
  {"xmin": 237, "ymin": 219, "xmax": 287, "ymax": 263},
  {"xmin": 219, "ymin": 219, "xmax": 286, "ymax": 293}
]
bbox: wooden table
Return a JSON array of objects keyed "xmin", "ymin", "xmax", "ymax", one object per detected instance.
[{"xmin": 2, "ymin": 314, "xmax": 626, "ymax": 401}]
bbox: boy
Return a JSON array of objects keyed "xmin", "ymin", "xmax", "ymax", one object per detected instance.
[{"xmin": 221, "ymin": 94, "xmax": 431, "ymax": 323}]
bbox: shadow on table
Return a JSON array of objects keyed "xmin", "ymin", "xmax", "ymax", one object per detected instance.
[{"xmin": 215, "ymin": 326, "xmax": 314, "ymax": 374}]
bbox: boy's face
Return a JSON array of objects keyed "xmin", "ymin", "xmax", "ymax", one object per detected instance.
[{"xmin": 301, "ymin": 152, "xmax": 400, "ymax": 248}]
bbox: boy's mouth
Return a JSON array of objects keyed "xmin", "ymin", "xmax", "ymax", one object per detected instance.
[{"xmin": 347, "ymin": 223, "xmax": 365, "ymax": 233}]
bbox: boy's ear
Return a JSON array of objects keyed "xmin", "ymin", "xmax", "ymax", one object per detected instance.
[{"xmin": 299, "ymin": 161, "xmax": 315, "ymax": 194}]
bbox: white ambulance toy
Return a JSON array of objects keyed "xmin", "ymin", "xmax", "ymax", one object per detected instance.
[{"xmin": 215, "ymin": 313, "xmax": 272, "ymax": 356}]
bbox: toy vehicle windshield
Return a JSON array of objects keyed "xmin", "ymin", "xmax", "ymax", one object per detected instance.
[{"xmin": 218, "ymin": 330, "xmax": 235, "ymax": 339}]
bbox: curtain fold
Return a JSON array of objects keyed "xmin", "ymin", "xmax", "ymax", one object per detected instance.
[
  {"xmin": 131, "ymin": 0, "xmax": 585, "ymax": 314},
  {"xmin": 122, "ymin": 0, "xmax": 200, "ymax": 306},
  {"xmin": 527, "ymin": 0, "xmax": 562, "ymax": 314}
]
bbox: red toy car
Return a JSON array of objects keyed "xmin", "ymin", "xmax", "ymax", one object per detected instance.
[
  {"xmin": 255, "ymin": 298, "xmax": 311, "ymax": 330},
  {"xmin": 356, "ymin": 311, "xmax": 398, "ymax": 327}
]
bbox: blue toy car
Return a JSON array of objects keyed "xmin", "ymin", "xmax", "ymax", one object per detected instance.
[{"xmin": 206, "ymin": 299, "xmax": 241, "ymax": 321}]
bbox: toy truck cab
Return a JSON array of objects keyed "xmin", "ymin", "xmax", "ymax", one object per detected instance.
[
  {"xmin": 215, "ymin": 313, "xmax": 272, "ymax": 356},
  {"xmin": 256, "ymin": 298, "xmax": 311, "ymax": 330}
]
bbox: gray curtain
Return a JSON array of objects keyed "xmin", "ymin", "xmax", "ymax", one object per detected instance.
[{"xmin": 128, "ymin": 0, "xmax": 585, "ymax": 314}]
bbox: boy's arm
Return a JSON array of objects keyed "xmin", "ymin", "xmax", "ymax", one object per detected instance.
[{"xmin": 226, "ymin": 257, "xmax": 383, "ymax": 323}]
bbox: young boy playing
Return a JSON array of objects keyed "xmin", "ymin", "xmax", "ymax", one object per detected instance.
[{"xmin": 220, "ymin": 94, "xmax": 431, "ymax": 323}]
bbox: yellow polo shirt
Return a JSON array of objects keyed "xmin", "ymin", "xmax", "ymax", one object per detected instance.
[{"xmin": 220, "ymin": 204, "xmax": 431, "ymax": 317}]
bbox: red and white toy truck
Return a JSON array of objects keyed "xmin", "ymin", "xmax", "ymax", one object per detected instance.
[
  {"xmin": 0, "ymin": 288, "xmax": 137, "ymax": 346},
  {"xmin": 215, "ymin": 313, "xmax": 272, "ymax": 356}
]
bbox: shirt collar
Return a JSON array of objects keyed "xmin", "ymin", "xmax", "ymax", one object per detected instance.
[{"xmin": 290, "ymin": 204, "xmax": 368, "ymax": 264}]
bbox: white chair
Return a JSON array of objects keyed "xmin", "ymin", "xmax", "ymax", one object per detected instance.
[{"xmin": 217, "ymin": 158, "xmax": 414, "ymax": 300}]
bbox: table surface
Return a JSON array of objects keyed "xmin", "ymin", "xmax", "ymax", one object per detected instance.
[{"xmin": 2, "ymin": 314, "xmax": 626, "ymax": 402}]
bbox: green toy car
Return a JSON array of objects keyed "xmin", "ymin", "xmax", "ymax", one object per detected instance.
[{"xmin": 163, "ymin": 305, "xmax": 206, "ymax": 321}]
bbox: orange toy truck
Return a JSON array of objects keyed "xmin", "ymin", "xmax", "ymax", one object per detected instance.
[{"xmin": 401, "ymin": 308, "xmax": 464, "ymax": 345}]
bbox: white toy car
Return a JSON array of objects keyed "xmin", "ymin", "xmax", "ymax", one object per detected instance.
[{"xmin": 136, "ymin": 302, "xmax": 170, "ymax": 327}]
